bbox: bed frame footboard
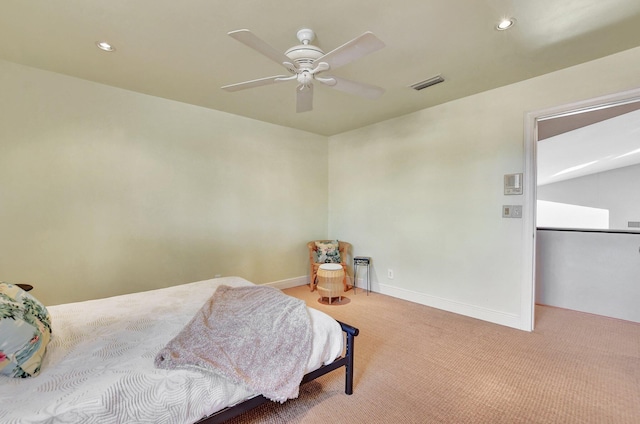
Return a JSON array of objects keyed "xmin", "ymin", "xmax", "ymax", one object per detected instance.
[{"xmin": 196, "ymin": 320, "xmax": 359, "ymax": 424}]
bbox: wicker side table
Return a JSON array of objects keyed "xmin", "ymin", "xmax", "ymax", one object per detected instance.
[{"xmin": 317, "ymin": 263, "xmax": 345, "ymax": 305}]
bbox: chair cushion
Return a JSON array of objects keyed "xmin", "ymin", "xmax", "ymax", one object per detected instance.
[
  {"xmin": 315, "ymin": 240, "xmax": 341, "ymax": 264},
  {"xmin": 0, "ymin": 282, "xmax": 51, "ymax": 378}
]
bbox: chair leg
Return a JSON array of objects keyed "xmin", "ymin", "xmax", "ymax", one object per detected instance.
[
  {"xmin": 342, "ymin": 273, "xmax": 350, "ymax": 291},
  {"xmin": 310, "ymin": 270, "xmax": 317, "ymax": 291}
]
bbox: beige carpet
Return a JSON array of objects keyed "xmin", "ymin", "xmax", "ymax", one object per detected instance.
[{"xmin": 227, "ymin": 286, "xmax": 640, "ymax": 423}]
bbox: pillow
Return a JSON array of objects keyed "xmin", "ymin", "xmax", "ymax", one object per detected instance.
[
  {"xmin": 315, "ymin": 240, "xmax": 341, "ymax": 264},
  {"xmin": 0, "ymin": 282, "xmax": 51, "ymax": 378}
]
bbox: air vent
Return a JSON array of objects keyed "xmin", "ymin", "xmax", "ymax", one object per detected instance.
[
  {"xmin": 628, "ymin": 221, "xmax": 640, "ymax": 228},
  {"xmin": 410, "ymin": 75, "xmax": 444, "ymax": 91}
]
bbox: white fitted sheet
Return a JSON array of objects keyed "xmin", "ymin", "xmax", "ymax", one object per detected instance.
[{"xmin": 0, "ymin": 277, "xmax": 343, "ymax": 424}]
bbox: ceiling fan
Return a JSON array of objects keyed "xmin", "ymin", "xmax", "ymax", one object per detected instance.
[{"xmin": 221, "ymin": 28, "xmax": 386, "ymax": 113}]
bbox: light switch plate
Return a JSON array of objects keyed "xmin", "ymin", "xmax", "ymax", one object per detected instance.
[
  {"xmin": 503, "ymin": 205, "xmax": 522, "ymax": 218},
  {"xmin": 512, "ymin": 205, "xmax": 522, "ymax": 218}
]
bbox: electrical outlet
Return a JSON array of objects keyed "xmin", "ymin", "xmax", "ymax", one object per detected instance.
[{"xmin": 387, "ymin": 269, "xmax": 394, "ymax": 279}]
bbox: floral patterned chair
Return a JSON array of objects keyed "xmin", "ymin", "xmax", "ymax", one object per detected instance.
[{"xmin": 307, "ymin": 240, "xmax": 352, "ymax": 292}]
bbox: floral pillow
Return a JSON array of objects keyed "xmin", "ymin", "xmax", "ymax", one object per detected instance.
[
  {"xmin": 0, "ymin": 282, "xmax": 51, "ymax": 378},
  {"xmin": 315, "ymin": 240, "xmax": 341, "ymax": 264}
]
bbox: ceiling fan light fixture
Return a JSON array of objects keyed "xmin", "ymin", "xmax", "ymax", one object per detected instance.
[
  {"xmin": 96, "ymin": 41, "xmax": 115, "ymax": 52},
  {"xmin": 496, "ymin": 18, "xmax": 516, "ymax": 31}
]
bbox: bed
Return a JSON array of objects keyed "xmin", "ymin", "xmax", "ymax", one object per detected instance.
[{"xmin": 0, "ymin": 276, "xmax": 359, "ymax": 423}]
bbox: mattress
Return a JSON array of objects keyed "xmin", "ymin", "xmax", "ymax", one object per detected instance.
[{"xmin": 0, "ymin": 277, "xmax": 343, "ymax": 424}]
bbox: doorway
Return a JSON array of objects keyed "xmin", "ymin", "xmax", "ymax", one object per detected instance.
[{"xmin": 523, "ymin": 87, "xmax": 640, "ymax": 330}]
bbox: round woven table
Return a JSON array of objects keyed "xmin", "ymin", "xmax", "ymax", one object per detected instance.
[{"xmin": 317, "ymin": 263, "xmax": 345, "ymax": 305}]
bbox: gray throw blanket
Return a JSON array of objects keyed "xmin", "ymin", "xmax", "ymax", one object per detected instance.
[{"xmin": 154, "ymin": 285, "xmax": 312, "ymax": 402}]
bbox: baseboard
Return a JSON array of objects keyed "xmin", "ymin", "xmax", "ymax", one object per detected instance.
[
  {"xmin": 374, "ymin": 282, "xmax": 522, "ymax": 330},
  {"xmin": 353, "ymin": 277, "xmax": 370, "ymax": 292},
  {"xmin": 265, "ymin": 276, "xmax": 308, "ymax": 290},
  {"xmin": 275, "ymin": 276, "xmax": 522, "ymax": 330}
]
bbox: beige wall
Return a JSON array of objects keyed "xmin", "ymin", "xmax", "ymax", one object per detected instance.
[
  {"xmin": 0, "ymin": 60, "xmax": 328, "ymax": 305},
  {"xmin": 3, "ymin": 45, "xmax": 640, "ymax": 326},
  {"xmin": 328, "ymin": 46, "xmax": 640, "ymax": 329}
]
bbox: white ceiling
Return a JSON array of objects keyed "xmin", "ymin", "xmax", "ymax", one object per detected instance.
[
  {"xmin": 538, "ymin": 108, "xmax": 640, "ymax": 186},
  {"xmin": 2, "ymin": 0, "xmax": 640, "ymax": 136}
]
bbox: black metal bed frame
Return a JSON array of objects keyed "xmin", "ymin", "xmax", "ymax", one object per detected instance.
[{"xmin": 195, "ymin": 321, "xmax": 359, "ymax": 424}]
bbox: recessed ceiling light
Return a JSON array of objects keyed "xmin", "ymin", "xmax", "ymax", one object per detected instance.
[
  {"xmin": 96, "ymin": 41, "xmax": 115, "ymax": 52},
  {"xmin": 496, "ymin": 18, "xmax": 516, "ymax": 31}
]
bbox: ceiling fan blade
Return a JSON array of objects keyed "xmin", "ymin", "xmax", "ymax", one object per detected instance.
[
  {"xmin": 296, "ymin": 85, "xmax": 313, "ymax": 113},
  {"xmin": 316, "ymin": 32, "xmax": 385, "ymax": 70},
  {"xmin": 228, "ymin": 29, "xmax": 291, "ymax": 67},
  {"xmin": 320, "ymin": 76, "xmax": 385, "ymax": 99},
  {"xmin": 221, "ymin": 75, "xmax": 290, "ymax": 92}
]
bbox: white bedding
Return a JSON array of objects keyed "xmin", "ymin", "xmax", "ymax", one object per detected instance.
[{"xmin": 0, "ymin": 277, "xmax": 344, "ymax": 424}]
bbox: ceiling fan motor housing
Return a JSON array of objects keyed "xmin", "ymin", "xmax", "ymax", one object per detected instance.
[{"xmin": 285, "ymin": 44, "xmax": 324, "ymax": 67}]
